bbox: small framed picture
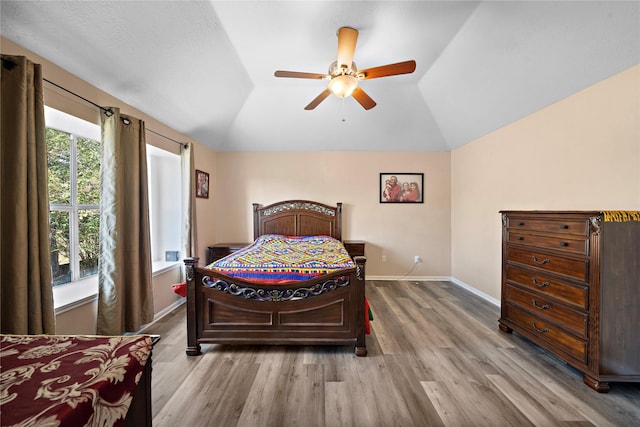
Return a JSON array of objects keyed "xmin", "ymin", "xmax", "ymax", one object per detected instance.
[
  {"xmin": 380, "ymin": 173, "xmax": 424, "ymax": 203},
  {"xmin": 195, "ymin": 169, "xmax": 209, "ymax": 199}
]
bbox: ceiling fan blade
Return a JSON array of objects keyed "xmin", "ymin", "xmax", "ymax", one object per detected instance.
[
  {"xmin": 337, "ymin": 27, "xmax": 358, "ymax": 68},
  {"xmin": 274, "ymin": 71, "xmax": 328, "ymax": 79},
  {"xmin": 304, "ymin": 88, "xmax": 332, "ymax": 110},
  {"xmin": 359, "ymin": 60, "xmax": 416, "ymax": 80},
  {"xmin": 351, "ymin": 87, "xmax": 376, "ymax": 110}
]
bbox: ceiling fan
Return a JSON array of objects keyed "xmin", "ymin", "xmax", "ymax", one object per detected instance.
[{"xmin": 274, "ymin": 27, "xmax": 416, "ymax": 110}]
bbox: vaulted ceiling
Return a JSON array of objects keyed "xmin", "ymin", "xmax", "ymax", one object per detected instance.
[{"xmin": 1, "ymin": 1, "xmax": 638, "ymax": 151}]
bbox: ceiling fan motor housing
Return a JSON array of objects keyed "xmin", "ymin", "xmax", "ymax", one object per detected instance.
[{"xmin": 329, "ymin": 60, "xmax": 358, "ymax": 78}]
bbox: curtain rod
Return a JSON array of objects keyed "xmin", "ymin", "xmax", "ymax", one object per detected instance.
[{"xmin": 43, "ymin": 77, "xmax": 187, "ymax": 149}]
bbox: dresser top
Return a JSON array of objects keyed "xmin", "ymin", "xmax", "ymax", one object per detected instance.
[{"xmin": 500, "ymin": 210, "xmax": 640, "ymax": 222}]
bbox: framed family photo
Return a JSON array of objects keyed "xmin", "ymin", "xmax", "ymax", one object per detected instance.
[
  {"xmin": 380, "ymin": 173, "xmax": 424, "ymax": 203},
  {"xmin": 195, "ymin": 169, "xmax": 209, "ymax": 199}
]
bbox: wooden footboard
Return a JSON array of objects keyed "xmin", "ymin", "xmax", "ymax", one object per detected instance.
[{"xmin": 184, "ymin": 256, "xmax": 367, "ymax": 356}]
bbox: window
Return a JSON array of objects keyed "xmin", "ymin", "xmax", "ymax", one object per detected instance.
[
  {"xmin": 45, "ymin": 107, "xmax": 101, "ymax": 286},
  {"xmin": 147, "ymin": 144, "xmax": 181, "ymax": 267},
  {"xmin": 45, "ymin": 105, "xmax": 182, "ymax": 308}
]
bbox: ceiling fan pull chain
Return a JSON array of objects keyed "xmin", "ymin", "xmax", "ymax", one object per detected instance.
[{"xmin": 341, "ymin": 98, "xmax": 346, "ymax": 122}]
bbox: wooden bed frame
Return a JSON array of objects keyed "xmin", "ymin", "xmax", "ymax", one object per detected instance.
[
  {"xmin": 124, "ymin": 335, "xmax": 159, "ymax": 427},
  {"xmin": 184, "ymin": 200, "xmax": 367, "ymax": 356}
]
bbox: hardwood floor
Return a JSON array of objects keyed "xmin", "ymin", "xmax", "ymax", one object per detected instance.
[{"xmin": 143, "ymin": 280, "xmax": 640, "ymax": 426}]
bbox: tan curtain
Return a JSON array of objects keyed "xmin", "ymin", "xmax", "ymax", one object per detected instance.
[
  {"xmin": 181, "ymin": 142, "xmax": 197, "ymax": 261},
  {"xmin": 97, "ymin": 108, "xmax": 153, "ymax": 335},
  {"xmin": 0, "ymin": 55, "xmax": 55, "ymax": 334}
]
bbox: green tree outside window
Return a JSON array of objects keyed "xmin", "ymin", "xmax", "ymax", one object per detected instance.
[{"xmin": 47, "ymin": 128, "xmax": 101, "ymax": 285}]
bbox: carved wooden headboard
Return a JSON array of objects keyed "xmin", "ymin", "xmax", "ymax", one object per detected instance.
[{"xmin": 252, "ymin": 200, "xmax": 342, "ymax": 241}]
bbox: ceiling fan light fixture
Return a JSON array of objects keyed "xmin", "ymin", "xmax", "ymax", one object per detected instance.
[{"xmin": 328, "ymin": 74, "xmax": 358, "ymax": 98}]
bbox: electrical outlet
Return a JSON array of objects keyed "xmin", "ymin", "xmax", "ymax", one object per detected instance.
[
  {"xmin": 414, "ymin": 255, "xmax": 421, "ymax": 264},
  {"xmin": 382, "ymin": 255, "xmax": 387, "ymax": 263}
]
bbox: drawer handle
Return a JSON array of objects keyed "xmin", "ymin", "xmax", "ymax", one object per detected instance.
[
  {"xmin": 518, "ymin": 222, "xmax": 525, "ymax": 226},
  {"xmin": 531, "ymin": 299, "xmax": 550, "ymax": 310},
  {"xmin": 560, "ymin": 242, "xmax": 568, "ymax": 247},
  {"xmin": 531, "ymin": 322, "xmax": 549, "ymax": 333},
  {"xmin": 560, "ymin": 224, "xmax": 569, "ymax": 229},
  {"xmin": 532, "ymin": 256, "xmax": 550, "ymax": 265},
  {"xmin": 516, "ymin": 236, "xmax": 524, "ymax": 240},
  {"xmin": 531, "ymin": 278, "xmax": 550, "ymax": 288}
]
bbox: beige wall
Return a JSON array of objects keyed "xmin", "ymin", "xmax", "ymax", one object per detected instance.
[
  {"xmin": 212, "ymin": 151, "xmax": 452, "ymax": 279},
  {"xmin": 55, "ymin": 300, "xmax": 98, "ymax": 335},
  {"xmin": 193, "ymin": 144, "xmax": 217, "ymax": 263},
  {"xmin": 451, "ymin": 65, "xmax": 640, "ymax": 301}
]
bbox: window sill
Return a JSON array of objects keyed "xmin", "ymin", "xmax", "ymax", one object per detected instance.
[
  {"xmin": 53, "ymin": 261, "xmax": 183, "ymax": 314},
  {"xmin": 53, "ymin": 276, "xmax": 98, "ymax": 314},
  {"xmin": 152, "ymin": 260, "xmax": 182, "ymax": 277}
]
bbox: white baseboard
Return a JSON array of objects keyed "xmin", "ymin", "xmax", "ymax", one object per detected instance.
[
  {"xmin": 447, "ymin": 278, "xmax": 500, "ymax": 307},
  {"xmin": 138, "ymin": 298, "xmax": 185, "ymax": 333},
  {"xmin": 366, "ymin": 275, "xmax": 500, "ymax": 308},
  {"xmin": 366, "ymin": 275, "xmax": 450, "ymax": 282}
]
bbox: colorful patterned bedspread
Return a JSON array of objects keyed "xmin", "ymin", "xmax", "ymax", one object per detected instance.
[
  {"xmin": 0, "ymin": 334, "xmax": 152, "ymax": 427},
  {"xmin": 207, "ymin": 234, "xmax": 356, "ymax": 284}
]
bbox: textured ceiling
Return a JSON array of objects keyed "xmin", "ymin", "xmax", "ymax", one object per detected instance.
[{"xmin": 1, "ymin": 1, "xmax": 638, "ymax": 152}]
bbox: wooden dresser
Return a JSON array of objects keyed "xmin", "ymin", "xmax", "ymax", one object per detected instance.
[{"xmin": 499, "ymin": 211, "xmax": 639, "ymax": 392}]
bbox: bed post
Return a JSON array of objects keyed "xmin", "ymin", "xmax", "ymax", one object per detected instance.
[
  {"xmin": 336, "ymin": 202, "xmax": 343, "ymax": 241},
  {"xmin": 184, "ymin": 257, "xmax": 201, "ymax": 356},
  {"xmin": 252, "ymin": 203, "xmax": 261, "ymax": 240},
  {"xmin": 354, "ymin": 255, "xmax": 367, "ymax": 357}
]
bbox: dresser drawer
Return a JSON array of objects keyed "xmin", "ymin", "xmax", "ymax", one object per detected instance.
[
  {"xmin": 507, "ymin": 247, "xmax": 588, "ymax": 281},
  {"xmin": 505, "ymin": 305, "xmax": 587, "ymax": 363},
  {"xmin": 343, "ymin": 240, "xmax": 365, "ymax": 258},
  {"xmin": 506, "ymin": 265, "xmax": 588, "ymax": 309},
  {"xmin": 508, "ymin": 231, "xmax": 588, "ymax": 255},
  {"xmin": 505, "ymin": 284, "xmax": 587, "ymax": 338},
  {"xmin": 507, "ymin": 217, "xmax": 589, "ymax": 236},
  {"xmin": 207, "ymin": 243, "xmax": 249, "ymax": 264}
]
